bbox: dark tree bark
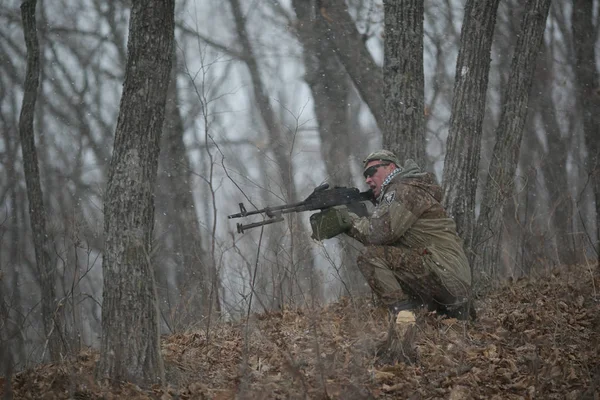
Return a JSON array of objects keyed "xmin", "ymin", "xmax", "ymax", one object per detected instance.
[
  {"xmin": 472, "ymin": 0, "xmax": 551, "ymax": 283},
  {"xmin": 18, "ymin": 0, "xmax": 62, "ymax": 361},
  {"xmin": 382, "ymin": 0, "xmax": 426, "ymax": 166},
  {"xmin": 442, "ymin": 0, "xmax": 500, "ymax": 255},
  {"xmin": 97, "ymin": 0, "xmax": 174, "ymax": 385},
  {"xmin": 572, "ymin": 0, "xmax": 600, "ymax": 269},
  {"xmin": 0, "ymin": 272, "xmax": 14, "ymax": 399},
  {"xmin": 316, "ymin": 0, "xmax": 384, "ymax": 130}
]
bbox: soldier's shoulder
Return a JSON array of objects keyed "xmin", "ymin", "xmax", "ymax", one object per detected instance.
[
  {"xmin": 383, "ymin": 180, "xmax": 417, "ymax": 202},
  {"xmin": 387, "ymin": 178, "xmax": 419, "ymax": 193},
  {"xmin": 385, "ymin": 177, "xmax": 442, "ymax": 211}
]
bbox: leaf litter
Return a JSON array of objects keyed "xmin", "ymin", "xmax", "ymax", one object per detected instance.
[{"xmin": 2, "ymin": 263, "xmax": 599, "ymax": 399}]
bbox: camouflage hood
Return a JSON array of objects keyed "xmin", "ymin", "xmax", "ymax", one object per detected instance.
[{"xmin": 381, "ymin": 159, "xmax": 441, "ymax": 203}]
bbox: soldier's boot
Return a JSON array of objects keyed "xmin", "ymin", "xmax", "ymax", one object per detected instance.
[
  {"xmin": 395, "ymin": 310, "xmax": 416, "ymax": 328},
  {"xmin": 388, "ymin": 299, "xmax": 414, "ymax": 319},
  {"xmin": 441, "ymin": 301, "xmax": 477, "ymax": 321},
  {"xmin": 377, "ymin": 300, "xmax": 418, "ymax": 365}
]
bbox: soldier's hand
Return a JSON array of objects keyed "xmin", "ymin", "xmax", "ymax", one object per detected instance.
[{"xmin": 309, "ymin": 206, "xmax": 352, "ymax": 241}]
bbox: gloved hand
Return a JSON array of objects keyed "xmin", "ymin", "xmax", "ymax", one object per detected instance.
[{"xmin": 309, "ymin": 205, "xmax": 352, "ymax": 241}]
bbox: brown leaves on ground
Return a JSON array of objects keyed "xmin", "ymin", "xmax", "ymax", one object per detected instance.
[{"xmin": 2, "ymin": 263, "xmax": 599, "ymax": 399}]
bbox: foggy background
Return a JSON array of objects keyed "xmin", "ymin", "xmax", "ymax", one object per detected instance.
[{"xmin": 1, "ymin": 0, "xmax": 598, "ymax": 370}]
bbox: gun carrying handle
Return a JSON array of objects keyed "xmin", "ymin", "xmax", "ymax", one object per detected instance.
[{"xmin": 237, "ymin": 216, "xmax": 285, "ymax": 234}]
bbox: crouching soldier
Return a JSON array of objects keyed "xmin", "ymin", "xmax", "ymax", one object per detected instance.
[{"xmin": 312, "ymin": 150, "xmax": 475, "ymax": 322}]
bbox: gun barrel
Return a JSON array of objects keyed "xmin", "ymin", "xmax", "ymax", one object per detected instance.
[
  {"xmin": 237, "ymin": 216, "xmax": 285, "ymax": 233},
  {"xmin": 228, "ymin": 202, "xmax": 267, "ymax": 219},
  {"xmin": 228, "ymin": 200, "xmax": 307, "ymax": 219},
  {"xmin": 229, "ymin": 186, "xmax": 374, "ymax": 234}
]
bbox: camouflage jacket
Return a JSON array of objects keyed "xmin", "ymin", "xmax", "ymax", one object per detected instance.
[{"xmin": 347, "ymin": 161, "xmax": 472, "ymax": 287}]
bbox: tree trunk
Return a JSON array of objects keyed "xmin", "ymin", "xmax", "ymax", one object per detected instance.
[
  {"xmin": 572, "ymin": 0, "xmax": 600, "ymax": 269},
  {"xmin": 97, "ymin": 0, "xmax": 174, "ymax": 385},
  {"xmin": 472, "ymin": 0, "xmax": 551, "ymax": 283},
  {"xmin": 2, "ymin": 153, "xmax": 27, "ymax": 369},
  {"xmin": 442, "ymin": 0, "xmax": 500, "ymax": 256},
  {"xmin": 382, "ymin": 0, "xmax": 426, "ymax": 166},
  {"xmin": 0, "ymin": 271, "xmax": 14, "ymax": 399},
  {"xmin": 18, "ymin": 0, "xmax": 62, "ymax": 361},
  {"xmin": 316, "ymin": 0, "xmax": 384, "ymax": 130},
  {"xmin": 292, "ymin": 0, "xmax": 364, "ymax": 295},
  {"xmin": 293, "ymin": 0, "xmax": 352, "ymax": 185},
  {"xmin": 533, "ymin": 41, "xmax": 575, "ymax": 265},
  {"xmin": 229, "ymin": 0, "xmax": 293, "ymax": 192},
  {"xmin": 156, "ymin": 48, "xmax": 210, "ymax": 329}
]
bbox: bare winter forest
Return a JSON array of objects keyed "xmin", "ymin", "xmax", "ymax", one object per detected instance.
[{"xmin": 0, "ymin": 0, "xmax": 599, "ymax": 398}]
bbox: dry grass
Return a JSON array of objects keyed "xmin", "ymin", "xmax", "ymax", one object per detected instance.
[{"xmin": 2, "ymin": 263, "xmax": 599, "ymax": 399}]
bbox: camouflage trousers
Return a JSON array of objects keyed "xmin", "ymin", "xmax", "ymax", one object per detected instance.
[{"xmin": 356, "ymin": 245, "xmax": 469, "ymax": 311}]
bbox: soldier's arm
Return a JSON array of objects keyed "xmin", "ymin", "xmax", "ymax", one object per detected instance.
[
  {"xmin": 345, "ymin": 213, "xmax": 370, "ymax": 243},
  {"xmin": 346, "ymin": 187, "xmax": 418, "ymax": 245}
]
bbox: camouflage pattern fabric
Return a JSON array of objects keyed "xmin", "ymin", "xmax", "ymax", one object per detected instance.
[
  {"xmin": 347, "ymin": 160, "xmax": 471, "ymax": 309},
  {"xmin": 309, "ymin": 206, "xmax": 352, "ymax": 241},
  {"xmin": 363, "ymin": 149, "xmax": 401, "ymax": 168},
  {"xmin": 357, "ymin": 245, "xmax": 469, "ymax": 309}
]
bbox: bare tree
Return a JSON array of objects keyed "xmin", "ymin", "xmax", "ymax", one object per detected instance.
[
  {"xmin": 531, "ymin": 39, "xmax": 574, "ymax": 265},
  {"xmin": 229, "ymin": 0, "xmax": 293, "ymax": 196},
  {"xmin": 442, "ymin": 0, "xmax": 501, "ymax": 255},
  {"xmin": 382, "ymin": 0, "xmax": 426, "ymax": 166},
  {"xmin": 97, "ymin": 0, "xmax": 174, "ymax": 385},
  {"xmin": 0, "ymin": 274, "xmax": 15, "ymax": 400},
  {"xmin": 4, "ymin": 0, "xmax": 597, "ymax": 377},
  {"xmin": 155, "ymin": 48, "xmax": 210, "ymax": 329},
  {"xmin": 229, "ymin": 0, "xmax": 319, "ymax": 307},
  {"xmin": 572, "ymin": 0, "xmax": 600, "ymax": 268},
  {"xmin": 293, "ymin": 0, "xmax": 352, "ymax": 184},
  {"xmin": 292, "ymin": 0, "xmax": 366, "ymax": 294},
  {"xmin": 472, "ymin": 0, "xmax": 552, "ymax": 283},
  {"xmin": 18, "ymin": 0, "xmax": 62, "ymax": 361},
  {"xmin": 317, "ymin": 0, "xmax": 384, "ymax": 129}
]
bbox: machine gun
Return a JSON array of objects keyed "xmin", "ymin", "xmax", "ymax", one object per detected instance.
[{"xmin": 228, "ymin": 183, "xmax": 374, "ymax": 234}]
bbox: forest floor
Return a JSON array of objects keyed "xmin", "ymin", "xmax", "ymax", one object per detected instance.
[{"xmin": 2, "ymin": 263, "xmax": 600, "ymax": 400}]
